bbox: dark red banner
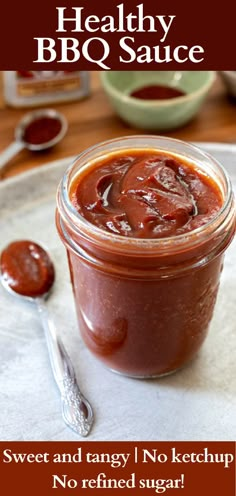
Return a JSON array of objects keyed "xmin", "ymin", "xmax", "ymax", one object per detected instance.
[
  {"xmin": 0, "ymin": 442, "xmax": 235, "ymax": 495},
  {"xmin": 0, "ymin": 0, "xmax": 235, "ymax": 69}
]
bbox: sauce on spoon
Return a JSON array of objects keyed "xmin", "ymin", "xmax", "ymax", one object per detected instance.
[
  {"xmin": 23, "ymin": 116, "xmax": 63, "ymax": 146},
  {"xmin": 0, "ymin": 240, "xmax": 55, "ymax": 297}
]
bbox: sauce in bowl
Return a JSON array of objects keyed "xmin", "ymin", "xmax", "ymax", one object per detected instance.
[{"xmin": 130, "ymin": 84, "xmax": 186, "ymax": 100}]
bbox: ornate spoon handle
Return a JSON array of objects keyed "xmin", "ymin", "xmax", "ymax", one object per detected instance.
[{"xmin": 36, "ymin": 297, "xmax": 94, "ymax": 436}]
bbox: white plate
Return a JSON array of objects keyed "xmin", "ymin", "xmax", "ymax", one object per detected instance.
[{"xmin": 0, "ymin": 144, "xmax": 235, "ymax": 441}]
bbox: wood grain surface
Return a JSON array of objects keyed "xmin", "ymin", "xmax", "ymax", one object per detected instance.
[{"xmin": 0, "ymin": 71, "xmax": 235, "ymax": 179}]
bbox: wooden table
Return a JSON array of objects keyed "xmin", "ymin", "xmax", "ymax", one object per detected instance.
[{"xmin": 0, "ymin": 72, "xmax": 235, "ymax": 179}]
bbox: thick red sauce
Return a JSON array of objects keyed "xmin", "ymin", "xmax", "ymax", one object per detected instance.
[
  {"xmin": 71, "ymin": 150, "xmax": 222, "ymax": 239},
  {"xmin": 0, "ymin": 240, "xmax": 55, "ymax": 297},
  {"xmin": 23, "ymin": 117, "xmax": 62, "ymax": 145},
  {"xmin": 130, "ymin": 84, "xmax": 186, "ymax": 100}
]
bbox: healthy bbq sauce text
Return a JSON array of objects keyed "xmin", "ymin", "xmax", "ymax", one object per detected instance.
[{"xmin": 70, "ymin": 150, "xmax": 223, "ymax": 239}]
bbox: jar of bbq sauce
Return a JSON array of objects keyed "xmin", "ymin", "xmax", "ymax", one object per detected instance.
[{"xmin": 56, "ymin": 136, "xmax": 236, "ymax": 378}]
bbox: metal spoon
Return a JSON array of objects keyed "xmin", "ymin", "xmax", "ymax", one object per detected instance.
[
  {"xmin": 0, "ymin": 109, "xmax": 68, "ymax": 175},
  {"xmin": 0, "ymin": 240, "xmax": 94, "ymax": 437}
]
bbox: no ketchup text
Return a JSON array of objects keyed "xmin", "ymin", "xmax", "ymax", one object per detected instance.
[{"xmin": 2, "ymin": 446, "xmax": 233, "ymax": 468}]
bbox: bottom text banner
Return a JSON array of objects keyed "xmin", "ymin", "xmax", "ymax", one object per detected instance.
[{"xmin": 0, "ymin": 441, "xmax": 235, "ymax": 495}]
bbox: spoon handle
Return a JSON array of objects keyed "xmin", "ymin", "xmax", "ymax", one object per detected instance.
[
  {"xmin": 0, "ymin": 141, "xmax": 25, "ymax": 175},
  {"xmin": 36, "ymin": 298, "xmax": 94, "ymax": 437}
]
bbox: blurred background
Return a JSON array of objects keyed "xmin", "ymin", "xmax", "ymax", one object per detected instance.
[{"xmin": 0, "ymin": 70, "xmax": 235, "ymax": 179}]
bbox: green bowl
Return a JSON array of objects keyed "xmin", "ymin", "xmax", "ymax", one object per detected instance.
[{"xmin": 100, "ymin": 71, "xmax": 216, "ymax": 131}]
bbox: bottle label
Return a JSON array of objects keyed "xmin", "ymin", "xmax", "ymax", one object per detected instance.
[{"xmin": 16, "ymin": 71, "xmax": 82, "ymax": 96}]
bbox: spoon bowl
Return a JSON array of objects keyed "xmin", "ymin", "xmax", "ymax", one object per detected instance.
[
  {"xmin": 0, "ymin": 109, "xmax": 68, "ymax": 178},
  {"xmin": 15, "ymin": 108, "xmax": 68, "ymax": 151}
]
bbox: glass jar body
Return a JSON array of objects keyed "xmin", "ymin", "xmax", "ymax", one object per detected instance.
[
  {"xmin": 56, "ymin": 136, "xmax": 235, "ymax": 377},
  {"xmin": 66, "ymin": 249, "xmax": 223, "ymax": 377}
]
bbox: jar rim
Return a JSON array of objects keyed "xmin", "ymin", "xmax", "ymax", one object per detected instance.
[{"xmin": 59, "ymin": 135, "xmax": 233, "ymax": 255}]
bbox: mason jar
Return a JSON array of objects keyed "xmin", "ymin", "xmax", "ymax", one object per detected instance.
[{"xmin": 56, "ymin": 136, "xmax": 235, "ymax": 378}]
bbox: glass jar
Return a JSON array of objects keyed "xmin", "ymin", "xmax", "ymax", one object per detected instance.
[{"xmin": 56, "ymin": 136, "xmax": 235, "ymax": 378}]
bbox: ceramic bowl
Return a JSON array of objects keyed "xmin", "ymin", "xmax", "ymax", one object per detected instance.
[{"xmin": 100, "ymin": 71, "xmax": 216, "ymax": 131}]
